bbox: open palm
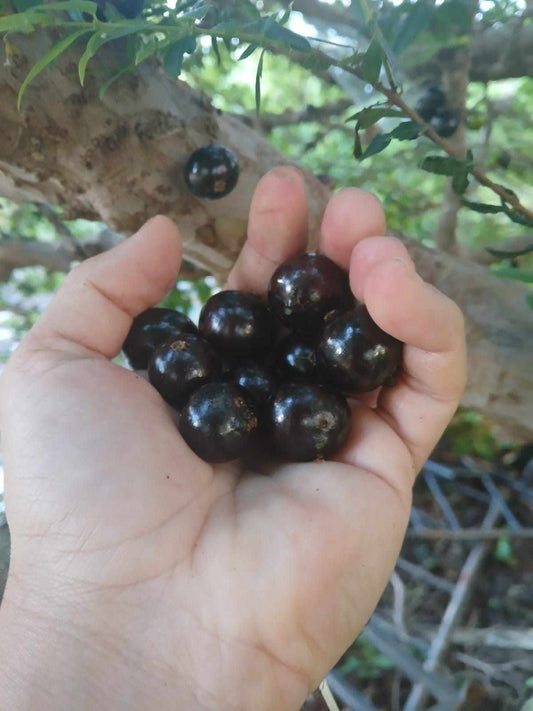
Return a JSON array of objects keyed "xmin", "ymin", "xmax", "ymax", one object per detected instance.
[{"xmin": 0, "ymin": 168, "xmax": 466, "ymax": 711}]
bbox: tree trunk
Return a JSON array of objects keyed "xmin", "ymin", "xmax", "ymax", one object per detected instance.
[{"xmin": 0, "ymin": 36, "xmax": 531, "ymax": 439}]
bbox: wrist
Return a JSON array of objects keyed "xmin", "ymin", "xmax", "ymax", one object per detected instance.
[{"xmin": 0, "ymin": 572, "xmax": 210, "ymax": 711}]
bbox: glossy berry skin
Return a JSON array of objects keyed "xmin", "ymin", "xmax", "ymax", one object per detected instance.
[
  {"xmin": 123, "ymin": 307, "xmax": 198, "ymax": 370},
  {"xmin": 317, "ymin": 304, "xmax": 402, "ymax": 394},
  {"xmin": 184, "ymin": 145, "xmax": 239, "ymax": 200},
  {"xmin": 199, "ymin": 290, "xmax": 275, "ymax": 359},
  {"xmin": 415, "ymin": 83, "xmax": 446, "ymax": 121},
  {"xmin": 274, "ymin": 334, "xmax": 317, "ymax": 381},
  {"xmin": 231, "ymin": 363, "xmax": 276, "ymax": 410},
  {"xmin": 268, "ymin": 253, "xmax": 354, "ymax": 333},
  {"xmin": 179, "ymin": 383, "xmax": 258, "ymax": 463},
  {"xmin": 148, "ymin": 334, "xmax": 220, "ymax": 410},
  {"xmin": 430, "ymin": 110, "xmax": 460, "ymax": 138},
  {"xmin": 268, "ymin": 383, "xmax": 351, "ymax": 462}
]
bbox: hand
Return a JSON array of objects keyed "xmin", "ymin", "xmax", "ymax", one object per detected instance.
[{"xmin": 0, "ymin": 167, "xmax": 466, "ymax": 711}]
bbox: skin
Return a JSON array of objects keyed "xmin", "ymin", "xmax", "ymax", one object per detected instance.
[{"xmin": 0, "ymin": 167, "xmax": 466, "ymax": 711}]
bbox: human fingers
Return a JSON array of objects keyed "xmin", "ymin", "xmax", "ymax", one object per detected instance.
[
  {"xmin": 19, "ymin": 216, "xmax": 182, "ymax": 361},
  {"xmin": 318, "ymin": 188, "xmax": 386, "ymax": 268},
  {"xmin": 352, "ymin": 248, "xmax": 467, "ymax": 472},
  {"xmin": 226, "ymin": 166, "xmax": 308, "ymax": 293}
]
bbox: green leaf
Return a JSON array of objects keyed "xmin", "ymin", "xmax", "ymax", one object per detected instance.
[
  {"xmin": 486, "ymin": 243, "xmax": 533, "ymax": 259},
  {"xmin": 255, "ymin": 48, "xmax": 265, "ymax": 116},
  {"xmin": 179, "ymin": 4, "xmax": 212, "ymax": 21},
  {"xmin": 452, "ymin": 172, "xmax": 469, "ymax": 195},
  {"xmin": 135, "ymin": 33, "xmax": 172, "ymax": 65},
  {"xmin": 98, "ymin": 63, "xmax": 133, "ymax": 99},
  {"xmin": 353, "ymin": 128, "xmax": 363, "ymax": 159},
  {"xmin": 526, "ymin": 294, "xmax": 533, "ymax": 311},
  {"xmin": 11, "ymin": 0, "xmax": 42, "ymax": 10},
  {"xmin": 238, "ymin": 42, "xmax": 258, "ymax": 60},
  {"xmin": 0, "ymin": 8, "xmax": 54, "ymax": 32},
  {"xmin": 392, "ymin": 2, "xmax": 432, "ymax": 54},
  {"xmin": 30, "ymin": 0, "xmax": 97, "ymax": 11},
  {"xmin": 163, "ymin": 36, "xmax": 195, "ymax": 78},
  {"xmin": 360, "ymin": 38, "xmax": 382, "ymax": 83},
  {"xmin": 264, "ymin": 23, "xmax": 311, "ymax": 52},
  {"xmin": 360, "ymin": 132, "xmax": 392, "ymax": 160},
  {"xmin": 346, "ymin": 105, "xmax": 404, "ymax": 127},
  {"xmin": 245, "ymin": 18, "xmax": 311, "ymax": 52},
  {"xmin": 164, "ymin": 43, "xmax": 185, "ymax": 78},
  {"xmin": 460, "ymin": 199, "xmax": 505, "ymax": 214},
  {"xmin": 339, "ymin": 50, "xmax": 364, "ymax": 68},
  {"xmin": 421, "ymin": 154, "xmax": 472, "ymax": 177},
  {"xmin": 78, "ymin": 23, "xmax": 147, "ymax": 85},
  {"xmin": 17, "ymin": 28, "xmax": 91, "ymax": 110},
  {"xmin": 278, "ymin": 2, "xmax": 293, "ymax": 25},
  {"xmin": 390, "ymin": 120, "xmax": 420, "ymax": 140},
  {"xmin": 492, "ymin": 268, "xmax": 533, "ymax": 284}
]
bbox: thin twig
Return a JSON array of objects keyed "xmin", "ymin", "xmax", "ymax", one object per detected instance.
[
  {"xmin": 406, "ymin": 528, "xmax": 533, "ymax": 541},
  {"xmin": 37, "ymin": 204, "xmax": 90, "ymax": 259},
  {"xmin": 404, "ymin": 501, "xmax": 501, "ymax": 711}
]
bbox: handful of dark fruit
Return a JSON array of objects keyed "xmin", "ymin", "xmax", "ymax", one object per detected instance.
[{"xmin": 122, "ymin": 253, "xmax": 403, "ymax": 464}]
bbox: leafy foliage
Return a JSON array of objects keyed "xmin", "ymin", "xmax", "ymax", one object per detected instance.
[
  {"xmin": 1, "ymin": 0, "xmax": 531, "ymax": 235},
  {"xmin": 0, "ymin": 0, "xmax": 531, "ymax": 324}
]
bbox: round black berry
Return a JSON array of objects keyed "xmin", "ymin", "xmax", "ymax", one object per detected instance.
[
  {"xmin": 179, "ymin": 383, "xmax": 258, "ymax": 463},
  {"xmin": 199, "ymin": 290, "xmax": 275, "ymax": 359},
  {"xmin": 317, "ymin": 304, "xmax": 402, "ymax": 394},
  {"xmin": 268, "ymin": 383, "xmax": 351, "ymax": 462},
  {"xmin": 123, "ymin": 307, "xmax": 198, "ymax": 370},
  {"xmin": 415, "ymin": 82, "xmax": 446, "ymax": 122},
  {"xmin": 231, "ymin": 362, "xmax": 276, "ymax": 410},
  {"xmin": 148, "ymin": 333, "xmax": 220, "ymax": 409},
  {"xmin": 274, "ymin": 334, "xmax": 317, "ymax": 381},
  {"xmin": 268, "ymin": 253, "xmax": 354, "ymax": 333},
  {"xmin": 430, "ymin": 110, "xmax": 460, "ymax": 138},
  {"xmin": 184, "ymin": 145, "xmax": 239, "ymax": 200}
]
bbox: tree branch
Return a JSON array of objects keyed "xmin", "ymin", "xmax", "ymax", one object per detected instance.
[
  {"xmin": 238, "ymin": 98, "xmax": 352, "ymax": 131},
  {"xmin": 279, "ymin": 0, "xmax": 533, "ymax": 83},
  {"xmin": 433, "ymin": 46, "xmax": 473, "ymax": 253},
  {"xmin": 0, "ymin": 35, "xmax": 532, "ymax": 438}
]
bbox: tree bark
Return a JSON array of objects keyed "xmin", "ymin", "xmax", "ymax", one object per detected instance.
[{"xmin": 0, "ymin": 35, "xmax": 531, "ymax": 439}]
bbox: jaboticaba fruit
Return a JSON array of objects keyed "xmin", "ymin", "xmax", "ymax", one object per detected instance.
[
  {"xmin": 274, "ymin": 334, "xmax": 318, "ymax": 381},
  {"xmin": 268, "ymin": 383, "xmax": 351, "ymax": 462},
  {"xmin": 123, "ymin": 307, "xmax": 198, "ymax": 370},
  {"xmin": 148, "ymin": 333, "xmax": 220, "ymax": 409},
  {"xmin": 199, "ymin": 290, "xmax": 275, "ymax": 359},
  {"xmin": 268, "ymin": 253, "xmax": 354, "ymax": 333},
  {"xmin": 178, "ymin": 382, "xmax": 258, "ymax": 463},
  {"xmin": 430, "ymin": 110, "xmax": 460, "ymax": 138},
  {"xmin": 231, "ymin": 362, "xmax": 276, "ymax": 411},
  {"xmin": 184, "ymin": 145, "xmax": 239, "ymax": 200},
  {"xmin": 415, "ymin": 82, "xmax": 446, "ymax": 122},
  {"xmin": 317, "ymin": 304, "xmax": 402, "ymax": 393}
]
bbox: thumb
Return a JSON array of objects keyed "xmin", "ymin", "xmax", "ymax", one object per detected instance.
[{"xmin": 22, "ymin": 216, "xmax": 182, "ymax": 361}]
